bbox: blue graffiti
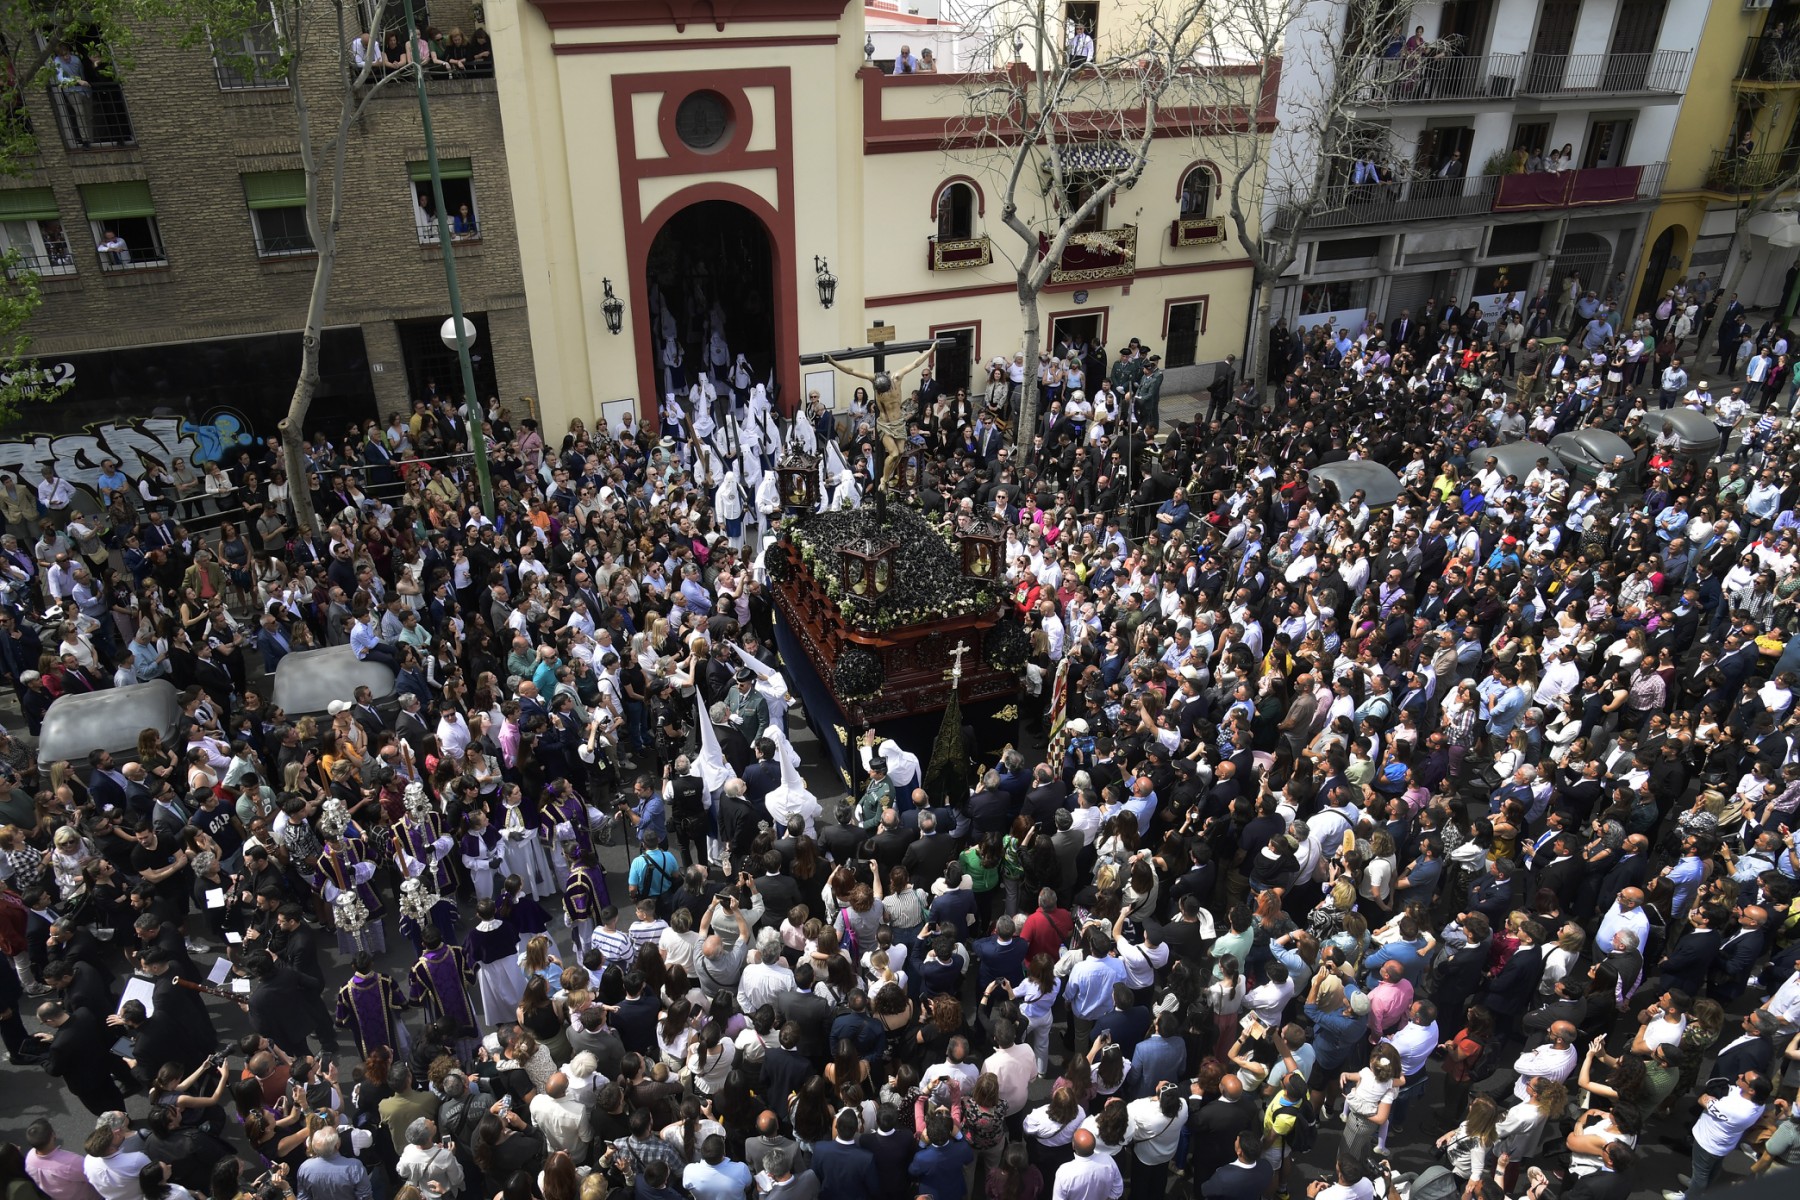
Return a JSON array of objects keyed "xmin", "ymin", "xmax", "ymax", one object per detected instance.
[{"xmin": 179, "ymin": 413, "xmax": 254, "ymax": 465}]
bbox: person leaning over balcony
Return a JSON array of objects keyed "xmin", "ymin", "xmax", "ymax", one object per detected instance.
[{"xmin": 94, "ymin": 230, "xmax": 127, "ymax": 268}]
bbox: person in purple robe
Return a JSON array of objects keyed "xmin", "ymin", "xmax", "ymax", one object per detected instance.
[
  {"xmin": 396, "ymin": 875, "xmax": 460, "ymax": 954},
  {"xmin": 498, "ymin": 873, "xmax": 552, "ymax": 954},
  {"xmin": 335, "ymin": 952, "xmax": 411, "ymax": 1059},
  {"xmin": 396, "ymin": 809, "xmax": 456, "ymax": 893},
  {"xmin": 317, "ymin": 836, "xmax": 387, "ymax": 955},
  {"xmin": 464, "ymin": 897, "xmax": 526, "ymax": 1029},
  {"xmin": 547, "ymin": 779, "xmax": 595, "ymax": 864},
  {"xmin": 562, "ymin": 847, "xmax": 606, "ymax": 954},
  {"xmin": 461, "ymin": 809, "xmax": 503, "ymax": 901},
  {"xmin": 409, "ymin": 927, "xmax": 476, "ymax": 1034}
]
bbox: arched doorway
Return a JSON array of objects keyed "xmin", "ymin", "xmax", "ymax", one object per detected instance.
[
  {"xmin": 644, "ymin": 199, "xmax": 775, "ymax": 418},
  {"xmin": 1634, "ymin": 225, "xmax": 1686, "ymax": 316}
]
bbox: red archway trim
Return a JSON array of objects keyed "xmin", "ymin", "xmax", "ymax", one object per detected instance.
[
  {"xmin": 614, "ymin": 69, "xmax": 799, "ymax": 424},
  {"xmin": 928, "ymin": 175, "xmax": 987, "ymax": 220}
]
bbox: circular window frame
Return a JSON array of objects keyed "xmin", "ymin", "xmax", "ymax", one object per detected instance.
[{"xmin": 672, "ymin": 90, "xmax": 736, "ymax": 155}]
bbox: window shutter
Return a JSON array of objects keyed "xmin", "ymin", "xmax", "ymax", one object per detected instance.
[
  {"xmin": 0, "ymin": 188, "xmax": 60, "ymax": 221},
  {"xmin": 408, "ymin": 158, "xmax": 472, "ymax": 183},
  {"xmin": 242, "ymin": 170, "xmax": 307, "ymax": 210},
  {"xmin": 80, "ymin": 181, "xmax": 156, "ymax": 221}
]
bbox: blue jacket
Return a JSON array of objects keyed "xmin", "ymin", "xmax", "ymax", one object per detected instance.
[
  {"xmin": 809, "ymin": 1138, "xmax": 882, "ymax": 1200},
  {"xmin": 907, "ymin": 1136, "xmax": 974, "ymax": 1200},
  {"xmin": 972, "ymin": 935, "xmax": 1028, "ymax": 989}
]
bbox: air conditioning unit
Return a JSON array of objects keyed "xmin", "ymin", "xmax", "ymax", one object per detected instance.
[{"xmin": 1747, "ymin": 0, "xmax": 1773, "ymax": 12}]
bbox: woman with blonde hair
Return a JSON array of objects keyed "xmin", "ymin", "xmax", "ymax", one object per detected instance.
[
  {"xmin": 1539, "ymin": 923, "xmax": 1585, "ymax": 996},
  {"xmin": 1339, "ymin": 1042, "xmax": 1402, "ymax": 1162},
  {"xmin": 517, "ymin": 934, "xmax": 562, "ymax": 991},
  {"xmin": 1435, "ymin": 1093, "xmax": 1501, "ymax": 1186}
]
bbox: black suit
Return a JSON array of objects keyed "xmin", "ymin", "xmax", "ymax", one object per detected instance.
[
  {"xmin": 152, "ymin": 973, "xmax": 219, "ymax": 1066},
  {"xmin": 753, "ymin": 873, "xmax": 803, "ymax": 931},
  {"xmin": 712, "ymin": 723, "xmax": 754, "ymax": 778},
  {"xmin": 869, "ymin": 826, "xmax": 918, "ymax": 880},
  {"xmin": 1658, "ymin": 927, "xmax": 1722, "ymax": 996},
  {"xmin": 773, "ymin": 989, "xmax": 833, "ymax": 1064},
  {"xmin": 1563, "ymin": 1172, "xmax": 1631, "ymax": 1200},
  {"xmin": 127, "ymin": 1011, "xmax": 193, "ymax": 1086},
  {"xmin": 1479, "ymin": 944, "xmax": 1543, "ymax": 1017},
  {"xmin": 1711, "ymin": 1033, "xmax": 1776, "ymax": 1082},
  {"xmin": 902, "ymin": 832, "xmax": 960, "ymax": 884},
  {"xmin": 967, "ymin": 788, "xmax": 1013, "ymax": 834},
  {"xmin": 43, "ymin": 1010, "xmax": 130, "ymax": 1115},
  {"xmin": 1187, "ymin": 1096, "xmax": 1260, "ymax": 1184},
  {"xmin": 1711, "ymin": 927, "xmax": 1771, "ymax": 1002},
  {"xmin": 1020, "ymin": 783, "xmax": 1068, "ymax": 828},
  {"xmin": 60, "ymin": 959, "xmax": 115, "ymax": 1020},
  {"xmin": 351, "ymin": 703, "xmax": 387, "ymax": 738},
  {"xmin": 248, "ymin": 963, "xmax": 332, "ymax": 1058},
  {"xmin": 759, "ymin": 1045, "xmax": 814, "ymax": 1110}
]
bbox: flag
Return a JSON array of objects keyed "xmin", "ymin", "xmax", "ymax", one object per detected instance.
[
  {"xmin": 925, "ymin": 689, "xmax": 969, "ymax": 807},
  {"xmin": 1044, "ymin": 656, "xmax": 1074, "ymax": 770}
]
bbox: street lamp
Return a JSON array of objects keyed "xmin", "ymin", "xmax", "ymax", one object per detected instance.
[
  {"xmin": 814, "ymin": 255, "xmax": 837, "ymax": 309},
  {"xmin": 403, "ymin": 0, "xmax": 493, "ymax": 520},
  {"xmin": 601, "ymin": 278, "xmax": 624, "ymax": 335}
]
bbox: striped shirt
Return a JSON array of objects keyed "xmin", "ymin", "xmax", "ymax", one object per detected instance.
[
  {"xmin": 627, "ymin": 918, "xmax": 669, "ymax": 950},
  {"xmin": 590, "ymin": 924, "xmax": 632, "ymax": 967}
]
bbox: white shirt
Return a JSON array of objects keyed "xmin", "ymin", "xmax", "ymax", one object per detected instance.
[
  {"xmin": 1692, "ymin": 1090, "xmax": 1766, "ymax": 1156},
  {"xmin": 1511, "ymin": 1041, "xmax": 1577, "ymax": 1101},
  {"xmin": 1124, "ymin": 1097, "xmax": 1185, "ymax": 1165},
  {"xmin": 1051, "ymin": 1152, "xmax": 1122, "ymax": 1200},
  {"xmin": 1244, "ymin": 978, "xmax": 1294, "ymax": 1028},
  {"xmin": 737, "ymin": 958, "xmax": 794, "ymax": 1014},
  {"xmin": 83, "ymin": 1151, "xmax": 151, "ymax": 1200},
  {"xmin": 1596, "ymin": 903, "xmax": 1648, "ymax": 955},
  {"xmin": 1388, "ymin": 1019, "xmax": 1439, "ymax": 1077}
]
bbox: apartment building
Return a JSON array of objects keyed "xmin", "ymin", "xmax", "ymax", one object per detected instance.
[
  {"xmin": 1269, "ymin": 0, "xmax": 1696, "ymax": 336},
  {"xmin": 0, "ymin": 6, "xmax": 535, "ymax": 494},
  {"xmin": 1635, "ymin": 0, "xmax": 1800, "ymax": 313}
]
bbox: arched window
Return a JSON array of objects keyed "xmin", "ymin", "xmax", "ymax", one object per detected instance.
[
  {"xmin": 937, "ymin": 182, "xmax": 976, "ymax": 240},
  {"xmin": 1179, "ymin": 165, "xmax": 1214, "ymax": 219}
]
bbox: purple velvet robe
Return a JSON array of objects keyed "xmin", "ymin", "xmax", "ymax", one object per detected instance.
[{"xmin": 409, "ymin": 945, "xmax": 476, "ymax": 1032}]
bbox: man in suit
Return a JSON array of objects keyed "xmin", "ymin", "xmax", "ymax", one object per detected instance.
[
  {"xmin": 256, "ymin": 613, "xmax": 292, "ymax": 673},
  {"xmin": 86, "ymin": 750, "xmax": 128, "ymax": 813},
  {"xmin": 42, "ymin": 955, "xmax": 113, "ymax": 1021},
  {"xmin": 901, "ymin": 812, "xmax": 959, "ymax": 884},
  {"xmin": 759, "ymin": 1024, "xmax": 815, "ymax": 1107},
  {"xmin": 114, "ymin": 998, "xmax": 192, "ymax": 1088},
  {"xmin": 1467, "ymin": 859, "xmax": 1518, "ymax": 925},
  {"xmin": 867, "ymin": 809, "xmax": 916, "ymax": 881},
  {"xmin": 33, "ymin": 1001, "xmax": 132, "ymax": 1115},
  {"xmin": 1202, "ymin": 1129, "xmax": 1275, "ymax": 1200},
  {"xmin": 394, "ymin": 693, "xmax": 430, "ymax": 761},
  {"xmin": 808, "ymin": 1110, "xmax": 881, "ymax": 1200},
  {"xmin": 750, "ymin": 852, "xmax": 802, "ymax": 932},
  {"xmin": 971, "ymin": 915, "xmax": 1029, "ymax": 989},
  {"xmin": 1711, "ymin": 906, "xmax": 1771, "ymax": 1004},
  {"xmin": 1020, "ymin": 764, "xmax": 1068, "ymax": 827},
  {"xmin": 350, "ymin": 686, "xmax": 387, "ymax": 739},
  {"xmin": 1711, "ymin": 1010, "xmax": 1780, "ymax": 1082},
  {"xmin": 1478, "ymin": 922, "xmax": 1545, "ymax": 1036},
  {"xmin": 1656, "ymin": 905, "xmax": 1724, "ymax": 997},
  {"xmin": 772, "ymin": 963, "xmax": 833, "ymax": 1066},
  {"xmin": 1187, "ymin": 1075, "xmax": 1260, "ymax": 1186},
  {"xmin": 967, "ymin": 774, "xmax": 1012, "ymax": 834},
  {"xmin": 244, "ymin": 952, "xmax": 334, "ymax": 1058},
  {"xmin": 707, "ymin": 703, "xmax": 754, "ymax": 778}
]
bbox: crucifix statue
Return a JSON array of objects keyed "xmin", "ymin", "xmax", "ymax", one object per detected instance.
[
  {"xmin": 943, "ymin": 639, "xmax": 970, "ymax": 685},
  {"xmin": 820, "ymin": 344, "xmax": 936, "ymax": 492}
]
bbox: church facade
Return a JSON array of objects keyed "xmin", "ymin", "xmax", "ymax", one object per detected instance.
[{"xmin": 486, "ymin": 0, "xmax": 1268, "ymax": 434}]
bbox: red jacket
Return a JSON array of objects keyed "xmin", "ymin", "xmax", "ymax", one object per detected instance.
[{"xmin": 0, "ymin": 887, "xmax": 27, "ymax": 956}]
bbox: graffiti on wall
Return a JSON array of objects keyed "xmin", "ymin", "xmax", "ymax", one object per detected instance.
[{"xmin": 0, "ymin": 411, "xmax": 256, "ymax": 500}]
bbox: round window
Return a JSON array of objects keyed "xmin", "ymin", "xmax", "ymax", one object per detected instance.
[{"xmin": 674, "ymin": 91, "xmax": 731, "ymax": 152}]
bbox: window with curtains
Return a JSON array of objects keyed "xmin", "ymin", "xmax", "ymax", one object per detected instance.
[
  {"xmin": 79, "ymin": 180, "xmax": 164, "ymax": 270},
  {"xmin": 0, "ymin": 188, "xmax": 74, "ymax": 275},
  {"xmin": 242, "ymin": 170, "xmax": 313, "ymax": 256},
  {"xmin": 407, "ymin": 158, "xmax": 478, "ymax": 244}
]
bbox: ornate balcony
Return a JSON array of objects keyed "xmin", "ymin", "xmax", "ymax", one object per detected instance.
[
  {"xmin": 927, "ymin": 234, "xmax": 992, "ymax": 271},
  {"xmin": 1042, "ymin": 224, "xmax": 1137, "ymax": 284}
]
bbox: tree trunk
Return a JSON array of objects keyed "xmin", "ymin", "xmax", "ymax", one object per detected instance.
[
  {"xmin": 1015, "ymin": 278, "xmax": 1041, "ymax": 459},
  {"xmin": 1247, "ymin": 277, "xmax": 1275, "ymax": 403},
  {"xmin": 282, "ymin": 239, "xmax": 336, "ymax": 540}
]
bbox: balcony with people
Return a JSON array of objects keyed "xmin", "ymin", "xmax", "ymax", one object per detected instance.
[{"xmin": 1271, "ymin": 151, "xmax": 1667, "ymax": 233}]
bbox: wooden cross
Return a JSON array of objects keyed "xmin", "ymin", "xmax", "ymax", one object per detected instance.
[{"xmin": 943, "ymin": 640, "xmax": 971, "ymax": 683}]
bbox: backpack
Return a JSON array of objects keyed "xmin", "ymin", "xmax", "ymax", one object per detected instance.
[
  {"xmin": 1285, "ymin": 1099, "xmax": 1319, "ymax": 1155},
  {"xmin": 1408, "ymin": 1166, "xmax": 1462, "ymax": 1200},
  {"xmin": 1467, "ymin": 1036, "xmax": 1501, "ymax": 1083}
]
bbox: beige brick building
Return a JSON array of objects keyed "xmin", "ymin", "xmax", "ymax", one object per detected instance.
[{"xmin": 0, "ymin": 7, "xmax": 535, "ymax": 491}]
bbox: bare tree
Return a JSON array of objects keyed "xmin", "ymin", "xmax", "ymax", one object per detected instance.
[
  {"xmin": 168, "ymin": 0, "xmax": 413, "ymax": 537},
  {"xmin": 940, "ymin": 0, "xmax": 1210, "ymax": 450},
  {"xmin": 1201, "ymin": 0, "xmax": 1409, "ymax": 392}
]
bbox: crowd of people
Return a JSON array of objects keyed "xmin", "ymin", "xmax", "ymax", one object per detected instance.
[{"xmin": 1, "ymin": 293, "xmax": 1800, "ymax": 1200}]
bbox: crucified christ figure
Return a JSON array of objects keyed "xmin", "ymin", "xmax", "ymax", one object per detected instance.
[{"xmin": 821, "ymin": 345, "xmax": 935, "ymax": 491}]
